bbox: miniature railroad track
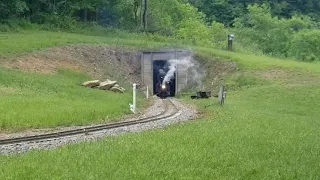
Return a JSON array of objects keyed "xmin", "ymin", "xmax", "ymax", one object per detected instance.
[{"xmin": 0, "ymin": 99, "xmax": 179, "ymax": 145}]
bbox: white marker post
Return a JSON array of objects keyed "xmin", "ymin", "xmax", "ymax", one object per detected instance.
[
  {"xmin": 146, "ymin": 86, "xmax": 149, "ymax": 99},
  {"xmin": 129, "ymin": 83, "xmax": 137, "ymax": 113}
]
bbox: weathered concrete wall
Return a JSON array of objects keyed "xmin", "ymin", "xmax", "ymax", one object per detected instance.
[{"xmin": 141, "ymin": 50, "xmax": 191, "ymax": 95}]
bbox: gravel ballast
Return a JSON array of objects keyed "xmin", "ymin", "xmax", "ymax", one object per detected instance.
[{"xmin": 0, "ymin": 98, "xmax": 197, "ymax": 155}]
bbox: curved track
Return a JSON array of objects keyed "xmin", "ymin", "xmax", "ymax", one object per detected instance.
[{"xmin": 0, "ymin": 99, "xmax": 179, "ymax": 145}]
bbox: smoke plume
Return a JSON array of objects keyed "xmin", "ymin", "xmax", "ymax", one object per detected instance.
[
  {"xmin": 162, "ymin": 64, "xmax": 176, "ymax": 84},
  {"xmin": 162, "ymin": 56, "xmax": 204, "ymax": 89}
]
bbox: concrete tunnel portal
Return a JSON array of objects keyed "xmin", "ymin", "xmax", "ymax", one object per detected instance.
[
  {"xmin": 141, "ymin": 50, "xmax": 191, "ymax": 96},
  {"xmin": 152, "ymin": 60, "xmax": 176, "ymax": 96}
]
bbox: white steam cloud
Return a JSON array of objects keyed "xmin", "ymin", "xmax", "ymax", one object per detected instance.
[
  {"xmin": 162, "ymin": 64, "xmax": 176, "ymax": 84},
  {"xmin": 162, "ymin": 56, "xmax": 204, "ymax": 89}
]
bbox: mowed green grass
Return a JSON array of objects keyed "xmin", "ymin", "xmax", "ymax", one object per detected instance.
[
  {"xmin": 1, "ymin": 30, "xmax": 320, "ymax": 179},
  {"xmin": 0, "ymin": 68, "xmax": 133, "ymax": 132},
  {"xmin": 1, "ymin": 80, "xmax": 320, "ymax": 179},
  {"xmin": 196, "ymin": 47, "xmax": 320, "ymax": 73},
  {"xmin": 0, "ymin": 30, "xmax": 155, "ymax": 132},
  {"xmin": 0, "ymin": 30, "xmax": 173, "ymax": 57}
]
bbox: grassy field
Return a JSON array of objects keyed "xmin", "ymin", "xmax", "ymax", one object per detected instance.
[
  {"xmin": 0, "ymin": 30, "xmax": 176, "ymax": 57},
  {"xmin": 0, "ymin": 30, "xmax": 155, "ymax": 132},
  {"xmin": 196, "ymin": 47, "xmax": 320, "ymax": 73},
  {"xmin": 1, "ymin": 75, "xmax": 319, "ymax": 179},
  {"xmin": 0, "ymin": 67, "xmax": 136, "ymax": 132},
  {"xmin": 1, "ymin": 30, "xmax": 320, "ymax": 179}
]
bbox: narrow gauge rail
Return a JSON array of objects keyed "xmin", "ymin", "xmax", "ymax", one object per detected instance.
[{"xmin": 0, "ymin": 99, "xmax": 178, "ymax": 145}]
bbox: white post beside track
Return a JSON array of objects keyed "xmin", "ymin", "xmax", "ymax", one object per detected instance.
[
  {"xmin": 129, "ymin": 83, "xmax": 137, "ymax": 113},
  {"xmin": 146, "ymin": 86, "xmax": 149, "ymax": 99},
  {"xmin": 133, "ymin": 83, "xmax": 136, "ymax": 112}
]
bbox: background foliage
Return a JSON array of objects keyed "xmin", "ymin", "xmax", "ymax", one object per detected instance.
[{"xmin": 0, "ymin": 0, "xmax": 319, "ymax": 62}]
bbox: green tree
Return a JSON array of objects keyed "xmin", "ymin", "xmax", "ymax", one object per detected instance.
[
  {"xmin": 187, "ymin": 0, "xmax": 320, "ymax": 26},
  {"xmin": 0, "ymin": 0, "xmax": 28, "ymax": 21}
]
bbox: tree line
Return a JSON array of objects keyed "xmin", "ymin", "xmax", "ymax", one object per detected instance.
[
  {"xmin": 0, "ymin": 0, "xmax": 319, "ymax": 61},
  {"xmin": 187, "ymin": 0, "xmax": 320, "ymax": 26}
]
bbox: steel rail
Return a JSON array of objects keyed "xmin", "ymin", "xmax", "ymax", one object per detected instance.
[{"xmin": 0, "ymin": 99, "xmax": 179, "ymax": 145}]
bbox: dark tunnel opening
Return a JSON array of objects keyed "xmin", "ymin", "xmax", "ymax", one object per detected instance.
[{"xmin": 153, "ymin": 60, "xmax": 176, "ymax": 97}]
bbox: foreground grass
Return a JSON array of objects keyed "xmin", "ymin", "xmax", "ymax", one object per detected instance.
[
  {"xmin": 0, "ymin": 68, "xmax": 134, "ymax": 132},
  {"xmin": 1, "ymin": 30, "xmax": 320, "ymax": 179},
  {"xmin": 1, "ymin": 80, "xmax": 320, "ymax": 179}
]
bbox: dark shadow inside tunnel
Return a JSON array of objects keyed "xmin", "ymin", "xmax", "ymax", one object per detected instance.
[{"xmin": 153, "ymin": 60, "xmax": 176, "ymax": 97}]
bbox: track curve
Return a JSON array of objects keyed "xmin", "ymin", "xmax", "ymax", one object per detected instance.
[{"xmin": 0, "ymin": 98, "xmax": 179, "ymax": 146}]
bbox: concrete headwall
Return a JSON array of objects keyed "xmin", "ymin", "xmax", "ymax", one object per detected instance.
[{"xmin": 141, "ymin": 50, "xmax": 191, "ymax": 95}]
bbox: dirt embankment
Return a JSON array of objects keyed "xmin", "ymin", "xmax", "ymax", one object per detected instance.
[
  {"xmin": 194, "ymin": 53, "xmax": 237, "ymax": 93},
  {"xmin": 0, "ymin": 45, "xmax": 142, "ymax": 86},
  {"xmin": 0, "ymin": 46, "xmax": 243, "ymax": 92}
]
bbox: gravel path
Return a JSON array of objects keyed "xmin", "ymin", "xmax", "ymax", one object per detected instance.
[{"xmin": 0, "ymin": 98, "xmax": 197, "ymax": 155}]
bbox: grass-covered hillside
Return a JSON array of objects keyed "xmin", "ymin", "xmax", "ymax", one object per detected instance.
[
  {"xmin": 0, "ymin": 68, "xmax": 134, "ymax": 131},
  {"xmin": 0, "ymin": 31, "xmax": 152, "ymax": 132},
  {"xmin": 0, "ymin": 30, "xmax": 167, "ymax": 56},
  {"xmin": 1, "ymin": 30, "xmax": 320, "ymax": 179}
]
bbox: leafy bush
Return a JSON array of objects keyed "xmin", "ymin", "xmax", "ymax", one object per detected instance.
[
  {"xmin": 175, "ymin": 18, "xmax": 211, "ymax": 45},
  {"xmin": 233, "ymin": 4, "xmax": 291, "ymax": 57},
  {"xmin": 0, "ymin": 25, "xmax": 11, "ymax": 32},
  {"xmin": 233, "ymin": 3, "xmax": 318, "ymax": 61},
  {"xmin": 209, "ymin": 21, "xmax": 227, "ymax": 49},
  {"xmin": 288, "ymin": 30, "xmax": 320, "ymax": 62},
  {"xmin": 148, "ymin": 1, "xmax": 205, "ymax": 35},
  {"xmin": 0, "ymin": 18, "xmax": 34, "ymax": 32},
  {"xmin": 35, "ymin": 14, "xmax": 78, "ymax": 30}
]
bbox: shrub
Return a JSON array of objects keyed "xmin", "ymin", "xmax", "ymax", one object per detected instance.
[
  {"xmin": 32, "ymin": 13, "xmax": 78, "ymax": 31},
  {"xmin": 209, "ymin": 21, "xmax": 227, "ymax": 49},
  {"xmin": 0, "ymin": 23, "xmax": 11, "ymax": 32},
  {"xmin": 0, "ymin": 18, "xmax": 35, "ymax": 32},
  {"xmin": 288, "ymin": 30, "xmax": 320, "ymax": 62},
  {"xmin": 175, "ymin": 18, "xmax": 211, "ymax": 46}
]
